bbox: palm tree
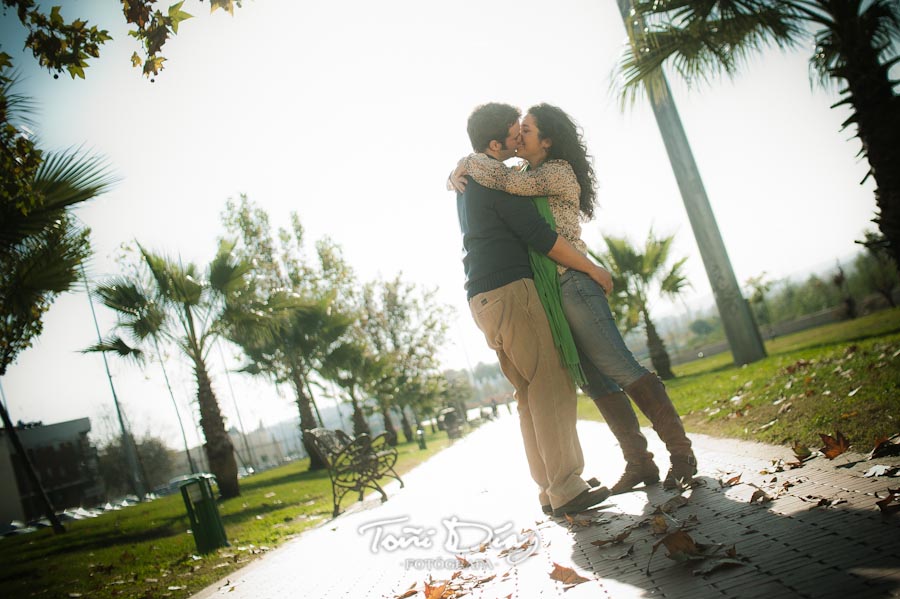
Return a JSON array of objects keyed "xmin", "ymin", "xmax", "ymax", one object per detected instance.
[
  {"xmin": 1, "ymin": 84, "xmax": 115, "ymax": 531},
  {"xmin": 88, "ymin": 241, "xmax": 251, "ymax": 498},
  {"xmin": 321, "ymin": 339, "xmax": 390, "ymax": 438},
  {"xmin": 616, "ymin": 0, "xmax": 900, "ymax": 265},
  {"xmin": 226, "ymin": 290, "xmax": 353, "ymax": 470},
  {"xmin": 590, "ymin": 230, "xmax": 690, "ymax": 379},
  {"xmin": 84, "ymin": 276, "xmax": 198, "ymax": 475}
]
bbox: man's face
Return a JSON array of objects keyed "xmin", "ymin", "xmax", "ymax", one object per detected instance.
[{"xmin": 496, "ymin": 121, "xmax": 521, "ymax": 161}]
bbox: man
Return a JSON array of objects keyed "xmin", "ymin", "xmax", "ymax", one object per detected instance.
[{"xmin": 455, "ymin": 102, "xmax": 611, "ymax": 517}]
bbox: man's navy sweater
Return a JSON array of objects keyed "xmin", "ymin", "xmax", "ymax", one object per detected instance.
[{"xmin": 456, "ymin": 178, "xmax": 558, "ymax": 300}]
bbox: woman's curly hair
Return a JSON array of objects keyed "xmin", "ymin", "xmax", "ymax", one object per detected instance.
[{"xmin": 528, "ymin": 103, "xmax": 597, "ymax": 220}]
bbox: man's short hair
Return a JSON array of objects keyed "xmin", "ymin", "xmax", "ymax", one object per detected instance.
[{"xmin": 466, "ymin": 103, "xmax": 521, "ymax": 152}]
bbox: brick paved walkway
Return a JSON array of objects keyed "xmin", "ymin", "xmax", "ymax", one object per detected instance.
[{"xmin": 192, "ymin": 413, "xmax": 900, "ymax": 599}]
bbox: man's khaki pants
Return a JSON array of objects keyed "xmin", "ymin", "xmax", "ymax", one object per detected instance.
[{"xmin": 469, "ymin": 279, "xmax": 589, "ymax": 509}]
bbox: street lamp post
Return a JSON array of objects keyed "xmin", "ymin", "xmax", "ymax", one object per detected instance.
[
  {"xmin": 83, "ymin": 267, "xmax": 147, "ymax": 498},
  {"xmin": 614, "ymin": 0, "xmax": 767, "ymax": 365}
]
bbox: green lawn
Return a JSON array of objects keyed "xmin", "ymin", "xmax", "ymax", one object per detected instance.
[
  {"xmin": 0, "ymin": 429, "xmax": 454, "ymax": 599},
  {"xmin": 578, "ymin": 307, "xmax": 900, "ymax": 449}
]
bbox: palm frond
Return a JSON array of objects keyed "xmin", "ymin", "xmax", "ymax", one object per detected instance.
[
  {"xmin": 209, "ymin": 239, "xmax": 252, "ymax": 295},
  {"xmin": 4, "ymin": 215, "xmax": 91, "ymax": 315},
  {"xmin": 616, "ymin": 0, "xmax": 805, "ymax": 106},
  {"xmin": 93, "ymin": 277, "xmax": 150, "ymax": 316},
  {"xmin": 660, "ymin": 256, "xmax": 691, "ymax": 295},
  {"xmin": 1, "ymin": 69, "xmax": 39, "ymax": 129},
  {"xmin": 1, "ymin": 146, "xmax": 116, "ymax": 247},
  {"xmin": 82, "ymin": 335, "xmax": 145, "ymax": 364}
]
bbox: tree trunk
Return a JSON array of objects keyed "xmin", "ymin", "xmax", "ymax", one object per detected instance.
[
  {"xmin": 0, "ymin": 403, "xmax": 65, "ymax": 533},
  {"xmin": 292, "ymin": 371, "xmax": 326, "ymax": 471},
  {"xmin": 194, "ymin": 360, "xmax": 240, "ymax": 499},
  {"xmin": 380, "ymin": 401, "xmax": 398, "ymax": 446},
  {"xmin": 349, "ymin": 395, "xmax": 370, "ymax": 438},
  {"xmin": 834, "ymin": 10, "xmax": 900, "ymax": 266},
  {"xmin": 399, "ymin": 405, "xmax": 414, "ymax": 443},
  {"xmin": 643, "ymin": 311, "xmax": 675, "ymax": 380}
]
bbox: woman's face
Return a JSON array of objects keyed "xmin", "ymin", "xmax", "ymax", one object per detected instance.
[{"xmin": 518, "ymin": 113, "xmax": 552, "ymax": 166}]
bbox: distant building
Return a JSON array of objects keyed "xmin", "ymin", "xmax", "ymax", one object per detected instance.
[{"xmin": 0, "ymin": 418, "xmax": 105, "ymax": 524}]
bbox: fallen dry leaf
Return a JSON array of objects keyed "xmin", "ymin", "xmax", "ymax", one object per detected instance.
[
  {"xmin": 819, "ymin": 430, "xmax": 850, "ymax": 460},
  {"xmin": 693, "ymin": 557, "xmax": 746, "ymax": 577},
  {"xmin": 591, "ymin": 529, "xmax": 632, "ymax": 547},
  {"xmin": 876, "ymin": 488, "xmax": 900, "ymax": 515},
  {"xmin": 869, "ymin": 436, "xmax": 900, "ymax": 460},
  {"xmin": 564, "ymin": 514, "xmax": 593, "ymax": 528},
  {"xmin": 722, "ymin": 474, "xmax": 742, "ymax": 487},
  {"xmin": 646, "ymin": 529, "xmax": 724, "ymax": 574},
  {"xmin": 658, "ymin": 494, "xmax": 689, "ymax": 514},
  {"xmin": 549, "ymin": 562, "xmax": 591, "ymax": 586},
  {"xmin": 424, "ymin": 582, "xmax": 447, "ymax": 599},
  {"xmin": 760, "ymin": 459, "xmax": 786, "ymax": 474},
  {"xmin": 750, "ymin": 489, "xmax": 772, "ymax": 504},
  {"xmin": 395, "ymin": 584, "xmax": 417, "ymax": 599},
  {"xmin": 864, "ymin": 465, "xmax": 900, "ymax": 478},
  {"xmin": 792, "ymin": 442, "xmax": 812, "ymax": 461},
  {"xmin": 455, "ymin": 555, "xmax": 470, "ymax": 568},
  {"xmin": 595, "ymin": 544, "xmax": 635, "ymax": 561},
  {"xmin": 650, "ymin": 514, "xmax": 669, "ymax": 535}
]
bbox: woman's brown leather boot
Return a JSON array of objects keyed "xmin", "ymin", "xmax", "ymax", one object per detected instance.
[
  {"xmin": 624, "ymin": 373, "xmax": 697, "ymax": 489},
  {"xmin": 592, "ymin": 391, "xmax": 659, "ymax": 494}
]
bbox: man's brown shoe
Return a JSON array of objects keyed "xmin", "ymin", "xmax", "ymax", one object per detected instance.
[{"xmin": 551, "ymin": 486, "xmax": 610, "ymax": 517}]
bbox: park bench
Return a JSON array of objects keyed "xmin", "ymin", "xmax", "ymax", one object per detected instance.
[{"xmin": 306, "ymin": 428, "xmax": 405, "ymax": 517}]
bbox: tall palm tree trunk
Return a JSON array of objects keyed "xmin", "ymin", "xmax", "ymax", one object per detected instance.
[
  {"xmin": 194, "ymin": 359, "xmax": 240, "ymax": 498},
  {"xmin": 836, "ymin": 23, "xmax": 900, "ymax": 266},
  {"xmin": 0, "ymin": 402, "xmax": 65, "ymax": 533},
  {"xmin": 291, "ymin": 371, "xmax": 325, "ymax": 471},
  {"xmin": 643, "ymin": 310, "xmax": 675, "ymax": 380}
]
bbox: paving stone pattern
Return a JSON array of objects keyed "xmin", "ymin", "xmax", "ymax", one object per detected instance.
[{"xmin": 192, "ymin": 414, "xmax": 900, "ymax": 599}]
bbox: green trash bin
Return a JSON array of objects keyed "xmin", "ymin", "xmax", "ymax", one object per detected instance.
[{"xmin": 180, "ymin": 474, "xmax": 228, "ymax": 554}]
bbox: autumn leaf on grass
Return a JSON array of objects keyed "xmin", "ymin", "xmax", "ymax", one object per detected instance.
[
  {"xmin": 549, "ymin": 562, "xmax": 591, "ymax": 587},
  {"xmin": 591, "ymin": 529, "xmax": 632, "ymax": 547},
  {"xmin": 819, "ymin": 430, "xmax": 850, "ymax": 459},
  {"xmin": 875, "ymin": 488, "xmax": 900, "ymax": 516}
]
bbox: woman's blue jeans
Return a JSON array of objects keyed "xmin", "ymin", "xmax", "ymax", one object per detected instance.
[{"xmin": 559, "ymin": 270, "xmax": 649, "ymax": 398}]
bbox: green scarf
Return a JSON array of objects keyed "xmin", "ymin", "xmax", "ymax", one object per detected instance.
[{"xmin": 528, "ymin": 197, "xmax": 586, "ymax": 387}]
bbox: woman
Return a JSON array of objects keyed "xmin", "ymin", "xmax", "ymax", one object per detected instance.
[{"xmin": 450, "ymin": 103, "xmax": 696, "ymax": 493}]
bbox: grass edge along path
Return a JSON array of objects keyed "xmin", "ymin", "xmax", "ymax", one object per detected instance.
[
  {"xmin": 577, "ymin": 307, "xmax": 900, "ymax": 450},
  {"xmin": 0, "ymin": 429, "xmax": 456, "ymax": 599}
]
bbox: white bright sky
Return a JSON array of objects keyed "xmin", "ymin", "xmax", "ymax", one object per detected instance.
[{"xmin": 0, "ymin": 0, "xmax": 882, "ymax": 449}]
